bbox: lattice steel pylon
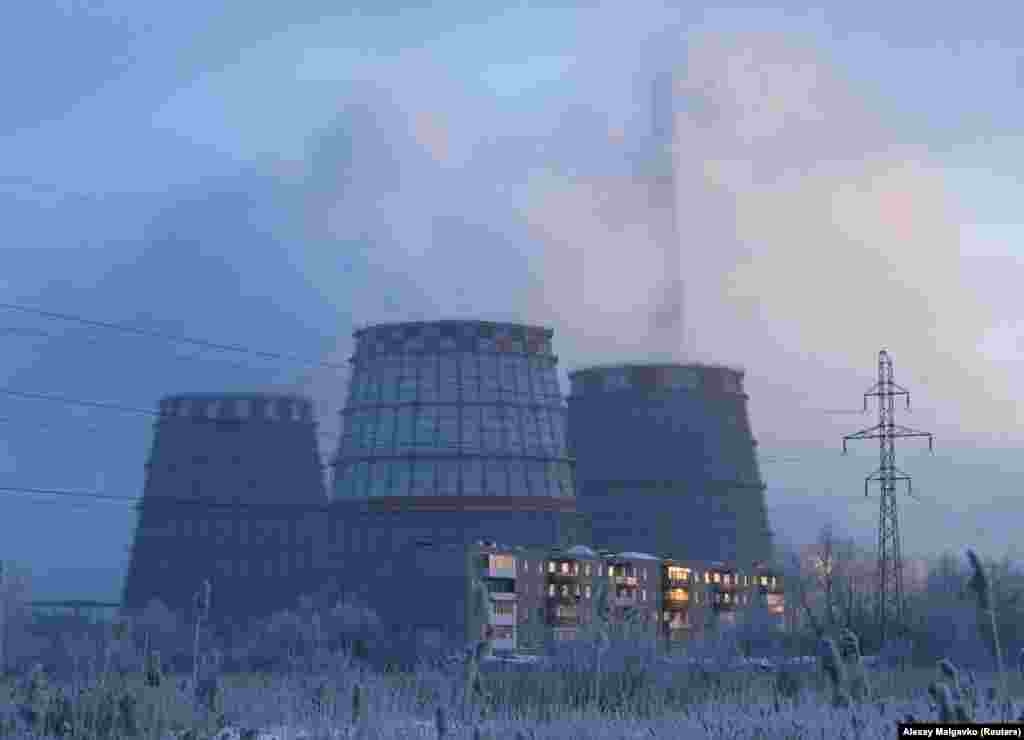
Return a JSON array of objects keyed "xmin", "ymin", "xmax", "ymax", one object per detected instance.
[{"xmin": 842, "ymin": 349, "xmax": 933, "ymax": 647}]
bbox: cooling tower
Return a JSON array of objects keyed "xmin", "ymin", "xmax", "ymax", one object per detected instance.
[
  {"xmin": 567, "ymin": 364, "xmax": 772, "ymax": 570},
  {"xmin": 326, "ymin": 321, "xmax": 587, "ymax": 610},
  {"xmin": 122, "ymin": 393, "xmax": 328, "ymax": 625}
]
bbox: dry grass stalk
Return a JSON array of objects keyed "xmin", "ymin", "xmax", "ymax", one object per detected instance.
[{"xmin": 966, "ymin": 549, "xmax": 1008, "ymax": 719}]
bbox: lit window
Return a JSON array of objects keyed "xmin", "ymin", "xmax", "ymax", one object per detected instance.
[
  {"xmin": 704, "ymin": 572, "xmax": 710, "ymax": 583},
  {"xmin": 491, "ymin": 554, "xmax": 514, "ymax": 571},
  {"xmin": 598, "ymin": 565, "xmax": 603, "ymax": 576},
  {"xmin": 561, "ymin": 585, "xmax": 569, "ymax": 596},
  {"xmin": 713, "ymin": 573, "xmax": 721, "ymax": 584},
  {"xmin": 608, "ymin": 565, "xmax": 616, "ymax": 578},
  {"xmin": 548, "ymin": 561, "xmax": 555, "ymax": 573},
  {"xmin": 548, "ymin": 584, "xmax": 556, "ymax": 596},
  {"xmin": 760, "ymin": 576, "xmax": 769, "ymax": 586},
  {"xmin": 584, "ymin": 585, "xmax": 592, "ymax": 598},
  {"xmin": 584, "ymin": 564, "xmax": 591, "ymax": 577},
  {"xmin": 641, "ymin": 590, "xmax": 646, "ymax": 602},
  {"xmin": 642, "ymin": 569, "xmax": 647, "ymax": 581},
  {"xmin": 771, "ymin": 577, "xmax": 777, "ymax": 587},
  {"xmin": 574, "ymin": 584, "xmax": 581, "ymax": 596},
  {"xmin": 561, "ymin": 562, "xmax": 570, "ymax": 575}
]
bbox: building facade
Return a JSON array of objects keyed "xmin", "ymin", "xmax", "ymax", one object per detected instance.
[{"xmin": 567, "ymin": 364, "xmax": 773, "ymax": 573}]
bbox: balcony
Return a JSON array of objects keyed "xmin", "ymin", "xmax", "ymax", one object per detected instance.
[
  {"xmin": 485, "ymin": 561, "xmax": 516, "ymax": 580},
  {"xmin": 549, "ymin": 615, "xmax": 579, "ymax": 627},
  {"xmin": 664, "ymin": 589, "xmax": 690, "ymax": 606},
  {"xmin": 547, "ymin": 591, "xmax": 580, "ymax": 604},
  {"xmin": 547, "ymin": 570, "xmax": 579, "ymax": 583}
]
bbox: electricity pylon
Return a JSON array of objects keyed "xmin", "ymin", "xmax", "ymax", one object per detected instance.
[{"xmin": 842, "ymin": 349, "xmax": 933, "ymax": 647}]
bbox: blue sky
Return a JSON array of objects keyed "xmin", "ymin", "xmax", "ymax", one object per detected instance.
[{"xmin": 2, "ymin": 1, "xmax": 1023, "ymax": 599}]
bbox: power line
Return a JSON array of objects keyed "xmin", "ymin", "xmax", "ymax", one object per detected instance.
[
  {"xmin": 0, "ymin": 302, "xmax": 348, "ymax": 372},
  {"xmin": 0, "ymin": 386, "xmax": 340, "ymax": 440},
  {"xmin": 0, "ymin": 485, "xmax": 331, "ymax": 512}
]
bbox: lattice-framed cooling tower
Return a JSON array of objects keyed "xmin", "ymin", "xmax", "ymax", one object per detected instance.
[
  {"xmin": 567, "ymin": 364, "xmax": 772, "ymax": 570},
  {"xmin": 325, "ymin": 321, "xmax": 587, "ymax": 612},
  {"xmin": 121, "ymin": 393, "xmax": 328, "ymax": 624}
]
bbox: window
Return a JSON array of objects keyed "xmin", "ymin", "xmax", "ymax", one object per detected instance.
[
  {"xmin": 499, "ymin": 357, "xmax": 519, "ymax": 402},
  {"xmin": 461, "ymin": 407, "xmax": 481, "ymax": 453},
  {"xmin": 397, "ymin": 356, "xmax": 418, "ymax": 402},
  {"xmin": 368, "ymin": 461, "xmax": 391, "ymax": 496},
  {"xmin": 359, "ymin": 409, "xmax": 375, "ymax": 452},
  {"xmin": 437, "ymin": 407, "xmax": 458, "ymax": 452},
  {"xmin": 548, "ymin": 584, "xmax": 556, "ymax": 596},
  {"xmin": 642, "ymin": 569, "xmax": 648, "ymax": 581},
  {"xmin": 704, "ymin": 572, "xmax": 711, "ymax": 584},
  {"xmin": 459, "ymin": 353, "xmax": 480, "ymax": 401},
  {"xmin": 560, "ymin": 584, "xmax": 569, "ymax": 596},
  {"xmin": 641, "ymin": 590, "xmax": 647, "ymax": 602},
  {"xmin": 771, "ymin": 577, "xmax": 777, "ymax": 587},
  {"xmin": 415, "ymin": 406, "xmax": 438, "ymax": 450},
  {"xmin": 481, "ymin": 406, "xmax": 502, "ymax": 452},
  {"xmin": 491, "ymin": 601, "xmax": 514, "ymax": 616},
  {"xmin": 574, "ymin": 584, "xmax": 581, "ymax": 596},
  {"xmin": 395, "ymin": 407, "xmax": 416, "ymax": 453},
  {"xmin": 585, "ymin": 585, "xmax": 592, "ymax": 598},
  {"xmin": 760, "ymin": 576, "xmax": 769, "ymax": 587},
  {"xmin": 439, "ymin": 356, "xmax": 459, "ymax": 402},
  {"xmin": 461, "ymin": 459, "xmax": 484, "ymax": 496},
  {"xmin": 584, "ymin": 564, "xmax": 591, "ymax": 577},
  {"xmin": 437, "ymin": 460, "xmax": 459, "ymax": 496},
  {"xmin": 480, "ymin": 355, "xmax": 500, "ymax": 401},
  {"xmin": 375, "ymin": 408, "xmax": 395, "ymax": 454},
  {"xmin": 375, "ymin": 357, "xmax": 399, "ymax": 402},
  {"xmin": 597, "ymin": 565, "xmax": 603, "ymax": 577},
  {"xmin": 713, "ymin": 573, "xmax": 721, "ymax": 583},
  {"xmin": 507, "ymin": 459, "xmax": 528, "ymax": 494},
  {"xmin": 549, "ymin": 412, "xmax": 566, "ymax": 450},
  {"xmin": 521, "ymin": 408, "xmax": 542, "ymax": 454},
  {"xmin": 416, "ymin": 356, "xmax": 439, "ymax": 402},
  {"xmin": 515, "ymin": 359, "xmax": 532, "ymax": 402},
  {"xmin": 351, "ymin": 462, "xmax": 370, "ymax": 496},
  {"xmin": 723, "ymin": 574, "xmax": 730, "ymax": 585},
  {"xmin": 502, "ymin": 406, "xmax": 523, "ymax": 453},
  {"xmin": 560, "ymin": 562, "xmax": 570, "ymax": 575},
  {"xmin": 527, "ymin": 461, "xmax": 548, "ymax": 496},
  {"xmin": 391, "ymin": 462, "xmax": 411, "ymax": 496},
  {"xmin": 485, "ymin": 459, "xmax": 508, "ymax": 496},
  {"xmin": 536, "ymin": 409, "xmax": 555, "ymax": 454},
  {"xmin": 411, "ymin": 460, "xmax": 435, "ymax": 496},
  {"xmin": 668, "ymin": 566, "xmax": 690, "ymax": 582},
  {"xmin": 361, "ymin": 369, "xmax": 379, "ymax": 403},
  {"xmin": 608, "ymin": 565, "xmax": 616, "ymax": 577}
]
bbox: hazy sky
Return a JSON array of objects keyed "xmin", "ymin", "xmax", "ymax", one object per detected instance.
[{"xmin": 2, "ymin": 1, "xmax": 1023, "ymax": 599}]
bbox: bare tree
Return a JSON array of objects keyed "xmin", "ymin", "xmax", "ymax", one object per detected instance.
[{"xmin": 0, "ymin": 560, "xmax": 32, "ymax": 674}]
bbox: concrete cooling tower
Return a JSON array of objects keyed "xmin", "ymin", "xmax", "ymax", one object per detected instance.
[
  {"xmin": 122, "ymin": 393, "xmax": 327, "ymax": 624},
  {"xmin": 326, "ymin": 321, "xmax": 587, "ymax": 608},
  {"xmin": 567, "ymin": 364, "xmax": 772, "ymax": 570}
]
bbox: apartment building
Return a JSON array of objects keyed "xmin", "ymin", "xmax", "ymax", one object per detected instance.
[{"xmin": 465, "ymin": 542, "xmax": 785, "ymax": 654}]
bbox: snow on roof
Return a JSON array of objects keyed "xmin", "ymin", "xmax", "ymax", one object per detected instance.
[
  {"xmin": 615, "ymin": 551, "xmax": 661, "ymax": 561},
  {"xmin": 565, "ymin": 545, "xmax": 598, "ymax": 558}
]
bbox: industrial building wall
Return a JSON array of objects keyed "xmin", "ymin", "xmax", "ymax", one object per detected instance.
[
  {"xmin": 568, "ymin": 367, "xmax": 772, "ymax": 569},
  {"xmin": 319, "ymin": 502, "xmax": 588, "ymax": 604},
  {"xmin": 123, "ymin": 393, "xmax": 327, "ymax": 626}
]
